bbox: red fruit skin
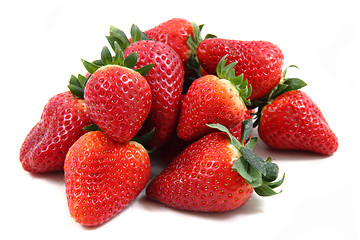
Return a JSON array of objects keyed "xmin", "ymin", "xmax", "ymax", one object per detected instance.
[
  {"xmin": 258, "ymin": 90, "xmax": 338, "ymax": 155},
  {"xmin": 65, "ymin": 131, "xmax": 151, "ymax": 226},
  {"xmin": 197, "ymin": 38, "xmax": 284, "ymax": 101},
  {"xmin": 177, "ymin": 75, "xmax": 246, "ymax": 141},
  {"xmin": 84, "ymin": 65, "xmax": 152, "ymax": 143},
  {"xmin": 146, "ymin": 132, "xmax": 253, "ymax": 212},
  {"xmin": 145, "ymin": 18, "xmax": 193, "ymax": 65},
  {"xmin": 124, "ymin": 40, "xmax": 184, "ymax": 148},
  {"xmin": 20, "ymin": 91, "xmax": 92, "ymax": 173}
]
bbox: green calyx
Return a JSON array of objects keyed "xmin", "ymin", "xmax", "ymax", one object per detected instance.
[
  {"xmin": 68, "ymin": 74, "xmax": 89, "ymax": 99},
  {"xmin": 107, "ymin": 24, "xmax": 149, "ymax": 52},
  {"xmin": 68, "ymin": 24, "xmax": 153, "ymax": 99},
  {"xmin": 207, "ymin": 120, "xmax": 284, "ymax": 197},
  {"xmin": 267, "ymin": 65, "xmax": 307, "ymax": 101},
  {"xmin": 81, "ymin": 43, "xmax": 153, "ymax": 76},
  {"xmin": 251, "ymin": 65, "xmax": 307, "ymax": 127},
  {"xmin": 185, "ymin": 22, "xmax": 217, "ymax": 83},
  {"xmin": 216, "ymin": 55, "xmax": 252, "ymax": 105}
]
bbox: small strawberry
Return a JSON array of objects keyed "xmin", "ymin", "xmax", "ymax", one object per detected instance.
[
  {"xmin": 177, "ymin": 55, "xmax": 251, "ymax": 141},
  {"xmin": 258, "ymin": 90, "xmax": 338, "ymax": 155},
  {"xmin": 64, "ymin": 131, "xmax": 151, "ymax": 226},
  {"xmin": 20, "ymin": 89, "xmax": 92, "ymax": 173},
  {"xmin": 147, "ymin": 120, "xmax": 284, "ymax": 212},
  {"xmin": 144, "ymin": 18, "xmax": 193, "ymax": 65},
  {"xmin": 81, "ymin": 44, "xmax": 153, "ymax": 143},
  {"xmin": 108, "ymin": 25, "xmax": 184, "ymax": 148},
  {"xmin": 197, "ymin": 38, "xmax": 284, "ymax": 101},
  {"xmin": 249, "ymin": 65, "xmax": 338, "ymax": 155}
]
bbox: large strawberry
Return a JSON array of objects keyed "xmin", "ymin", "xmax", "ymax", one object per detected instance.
[
  {"xmin": 147, "ymin": 121, "xmax": 284, "ymax": 212},
  {"xmin": 177, "ymin": 55, "xmax": 251, "ymax": 141},
  {"xmin": 64, "ymin": 131, "xmax": 151, "ymax": 226},
  {"xmin": 197, "ymin": 38, "xmax": 284, "ymax": 101},
  {"xmin": 20, "ymin": 90, "xmax": 92, "ymax": 173},
  {"xmin": 81, "ymin": 44, "xmax": 153, "ymax": 143},
  {"xmin": 107, "ymin": 25, "xmax": 184, "ymax": 148},
  {"xmin": 258, "ymin": 90, "xmax": 338, "ymax": 155},
  {"xmin": 144, "ymin": 18, "xmax": 193, "ymax": 65}
]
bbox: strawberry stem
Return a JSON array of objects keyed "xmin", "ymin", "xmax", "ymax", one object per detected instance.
[
  {"xmin": 215, "ymin": 55, "xmax": 252, "ymax": 105},
  {"xmin": 207, "ymin": 121, "xmax": 284, "ymax": 197},
  {"xmin": 251, "ymin": 65, "xmax": 307, "ymax": 127}
]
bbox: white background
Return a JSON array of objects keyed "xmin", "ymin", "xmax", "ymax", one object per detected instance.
[{"xmin": 1, "ymin": 0, "xmax": 359, "ymax": 239}]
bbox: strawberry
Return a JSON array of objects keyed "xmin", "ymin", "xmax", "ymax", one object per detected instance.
[
  {"xmin": 177, "ymin": 55, "xmax": 251, "ymax": 141},
  {"xmin": 144, "ymin": 18, "xmax": 193, "ymax": 65},
  {"xmin": 197, "ymin": 38, "xmax": 284, "ymax": 101},
  {"xmin": 64, "ymin": 131, "xmax": 151, "ymax": 226},
  {"xmin": 20, "ymin": 90, "xmax": 92, "ymax": 173},
  {"xmin": 146, "ymin": 121, "xmax": 284, "ymax": 212},
  {"xmin": 107, "ymin": 25, "xmax": 184, "ymax": 148},
  {"xmin": 81, "ymin": 44, "xmax": 153, "ymax": 143},
  {"xmin": 258, "ymin": 90, "xmax": 338, "ymax": 155}
]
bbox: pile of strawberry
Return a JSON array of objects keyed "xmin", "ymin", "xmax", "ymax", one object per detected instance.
[{"xmin": 20, "ymin": 18, "xmax": 338, "ymax": 227}]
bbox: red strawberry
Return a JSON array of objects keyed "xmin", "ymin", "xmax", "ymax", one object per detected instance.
[
  {"xmin": 258, "ymin": 90, "xmax": 338, "ymax": 155},
  {"xmin": 177, "ymin": 55, "xmax": 251, "ymax": 141},
  {"xmin": 124, "ymin": 40, "xmax": 184, "ymax": 147},
  {"xmin": 144, "ymin": 18, "xmax": 193, "ymax": 65},
  {"xmin": 197, "ymin": 38, "xmax": 284, "ymax": 101},
  {"xmin": 147, "ymin": 121, "xmax": 284, "ymax": 212},
  {"xmin": 64, "ymin": 131, "xmax": 151, "ymax": 226},
  {"xmin": 82, "ymin": 46, "xmax": 152, "ymax": 143},
  {"xmin": 107, "ymin": 25, "xmax": 185, "ymax": 148},
  {"xmin": 20, "ymin": 91, "xmax": 92, "ymax": 173}
]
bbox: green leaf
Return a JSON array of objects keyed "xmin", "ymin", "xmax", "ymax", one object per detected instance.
[
  {"xmin": 131, "ymin": 127, "xmax": 155, "ymax": 145},
  {"xmin": 112, "ymin": 42, "xmax": 124, "ymax": 66},
  {"xmin": 282, "ymin": 65, "xmax": 299, "ymax": 79},
  {"xmin": 239, "ymin": 147, "xmax": 266, "ymax": 175},
  {"xmin": 216, "ymin": 55, "xmax": 227, "ymax": 78},
  {"xmin": 204, "ymin": 33, "xmax": 217, "ymax": 39},
  {"xmin": 101, "ymin": 46, "xmax": 113, "ymax": 65},
  {"xmin": 68, "ymin": 84, "xmax": 84, "ymax": 99},
  {"xmin": 206, "ymin": 123, "xmax": 242, "ymax": 150},
  {"xmin": 92, "ymin": 59, "xmax": 104, "ymax": 66},
  {"xmin": 109, "ymin": 25, "xmax": 130, "ymax": 51},
  {"xmin": 81, "ymin": 59, "xmax": 100, "ymax": 74},
  {"xmin": 69, "ymin": 74, "xmax": 81, "ymax": 88},
  {"xmin": 232, "ymin": 157, "xmax": 262, "ymax": 186},
  {"xmin": 123, "ymin": 52, "xmax": 138, "ymax": 69},
  {"xmin": 68, "ymin": 74, "xmax": 86, "ymax": 99},
  {"xmin": 245, "ymin": 137, "xmax": 257, "ymax": 150},
  {"xmin": 135, "ymin": 63, "xmax": 154, "ymax": 76},
  {"xmin": 130, "ymin": 24, "xmax": 143, "ymax": 43},
  {"xmin": 83, "ymin": 124, "xmax": 103, "ymax": 132},
  {"xmin": 240, "ymin": 119, "xmax": 253, "ymax": 144},
  {"xmin": 266, "ymin": 173, "xmax": 285, "ymax": 189},
  {"xmin": 255, "ymin": 184, "xmax": 282, "ymax": 197},
  {"xmin": 77, "ymin": 74, "xmax": 87, "ymax": 88},
  {"xmin": 283, "ymin": 78, "xmax": 307, "ymax": 91}
]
